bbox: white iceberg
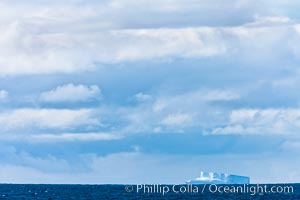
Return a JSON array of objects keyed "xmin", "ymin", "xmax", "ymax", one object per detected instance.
[{"xmin": 186, "ymin": 171, "xmax": 250, "ymax": 184}]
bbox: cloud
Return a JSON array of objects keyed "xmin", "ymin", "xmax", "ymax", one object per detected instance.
[
  {"xmin": 0, "ymin": 108, "xmax": 100, "ymax": 131},
  {"xmin": 120, "ymin": 89, "xmax": 238, "ymax": 134},
  {"xmin": 160, "ymin": 113, "xmax": 194, "ymax": 127},
  {"xmin": 0, "ymin": 132, "xmax": 121, "ymax": 142},
  {"xmin": 0, "ymin": 0, "xmax": 260, "ymax": 28},
  {"xmin": 0, "ymin": 0, "xmax": 300, "ymax": 77},
  {"xmin": 153, "ymin": 89, "xmax": 240, "ymax": 111},
  {"xmin": 246, "ymin": 16, "xmax": 292, "ymax": 26},
  {"xmin": 39, "ymin": 84, "xmax": 101, "ymax": 103},
  {"xmin": 0, "ymin": 22, "xmax": 299, "ymax": 75},
  {"xmin": 133, "ymin": 93, "xmax": 153, "ymax": 102},
  {"xmin": 212, "ymin": 109, "xmax": 300, "ymax": 135},
  {"xmin": 0, "ymin": 25, "xmax": 227, "ymax": 76},
  {"xmin": 0, "ymin": 90, "xmax": 8, "ymax": 100},
  {"xmin": 29, "ymin": 132, "xmax": 121, "ymax": 142},
  {"xmin": 280, "ymin": 140, "xmax": 300, "ymax": 152}
]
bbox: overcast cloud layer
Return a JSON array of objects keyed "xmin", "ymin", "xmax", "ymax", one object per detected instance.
[{"xmin": 0, "ymin": 0, "xmax": 300, "ymax": 183}]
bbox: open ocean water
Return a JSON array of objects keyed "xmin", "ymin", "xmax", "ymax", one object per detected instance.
[{"xmin": 0, "ymin": 184, "xmax": 299, "ymax": 199}]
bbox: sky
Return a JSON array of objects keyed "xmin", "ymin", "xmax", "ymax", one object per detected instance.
[{"xmin": 0, "ymin": 0, "xmax": 300, "ymax": 184}]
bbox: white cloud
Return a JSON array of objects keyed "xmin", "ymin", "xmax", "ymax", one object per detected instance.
[
  {"xmin": 212, "ymin": 109, "xmax": 300, "ymax": 135},
  {"xmin": 0, "ymin": 0, "xmax": 258, "ymax": 28},
  {"xmin": 0, "ymin": 108, "xmax": 100, "ymax": 131},
  {"xmin": 29, "ymin": 132, "xmax": 121, "ymax": 142},
  {"xmin": 0, "ymin": 131, "xmax": 121, "ymax": 143},
  {"xmin": 280, "ymin": 140, "xmax": 300, "ymax": 152},
  {"xmin": 160, "ymin": 113, "xmax": 194, "ymax": 127},
  {"xmin": 201, "ymin": 90, "xmax": 240, "ymax": 101},
  {"xmin": 153, "ymin": 89, "xmax": 240, "ymax": 112},
  {"xmin": 0, "ymin": 90, "xmax": 8, "ymax": 100},
  {"xmin": 133, "ymin": 93, "xmax": 153, "ymax": 102},
  {"xmin": 110, "ymin": 28, "xmax": 227, "ymax": 61},
  {"xmin": 121, "ymin": 89, "xmax": 238, "ymax": 133},
  {"xmin": 245, "ymin": 16, "xmax": 292, "ymax": 26},
  {"xmin": 0, "ymin": 24, "xmax": 228, "ymax": 76},
  {"xmin": 39, "ymin": 84, "xmax": 101, "ymax": 103},
  {"xmin": 0, "ymin": 0, "xmax": 300, "ymax": 77}
]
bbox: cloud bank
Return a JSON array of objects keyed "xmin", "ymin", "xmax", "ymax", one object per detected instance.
[{"xmin": 39, "ymin": 84, "xmax": 101, "ymax": 103}]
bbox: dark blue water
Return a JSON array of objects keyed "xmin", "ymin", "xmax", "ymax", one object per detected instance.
[{"xmin": 0, "ymin": 184, "xmax": 299, "ymax": 199}]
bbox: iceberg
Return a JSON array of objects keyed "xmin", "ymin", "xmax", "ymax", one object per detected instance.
[{"xmin": 186, "ymin": 171, "xmax": 250, "ymax": 184}]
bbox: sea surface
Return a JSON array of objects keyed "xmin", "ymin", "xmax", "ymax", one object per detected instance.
[{"xmin": 0, "ymin": 184, "xmax": 299, "ymax": 199}]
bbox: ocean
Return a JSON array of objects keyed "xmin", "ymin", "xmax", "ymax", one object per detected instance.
[{"xmin": 0, "ymin": 184, "xmax": 299, "ymax": 199}]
